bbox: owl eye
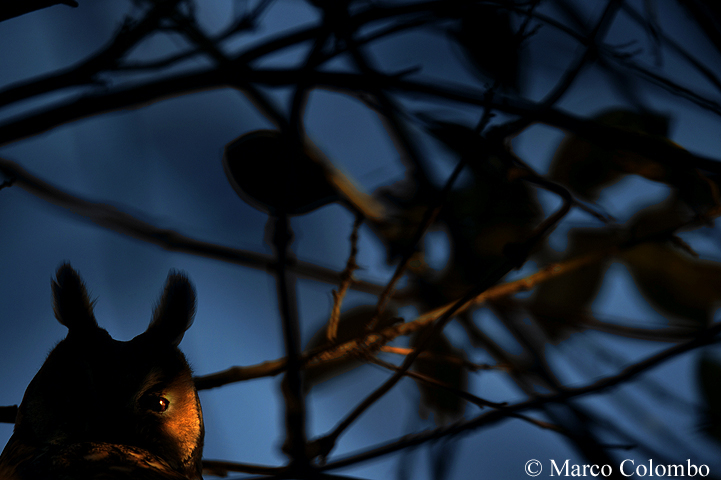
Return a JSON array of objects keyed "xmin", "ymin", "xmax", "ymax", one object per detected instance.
[{"xmin": 140, "ymin": 394, "xmax": 170, "ymax": 413}]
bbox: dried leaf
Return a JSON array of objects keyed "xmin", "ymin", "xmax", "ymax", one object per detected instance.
[
  {"xmin": 616, "ymin": 193, "xmax": 720, "ymax": 326},
  {"xmin": 550, "ymin": 108, "xmax": 718, "ymax": 213},
  {"xmin": 223, "ymin": 130, "xmax": 337, "ymax": 215},
  {"xmin": 379, "ymin": 122, "xmax": 542, "ymax": 307},
  {"xmin": 529, "ymin": 229, "xmax": 617, "ymax": 342},
  {"xmin": 412, "ymin": 331, "xmax": 467, "ymax": 425},
  {"xmin": 621, "ymin": 242, "xmax": 721, "ymax": 325},
  {"xmin": 697, "ymin": 354, "xmax": 721, "ymax": 445},
  {"xmin": 223, "ymin": 130, "xmax": 386, "ymax": 220},
  {"xmin": 549, "ymin": 109, "xmax": 669, "ymax": 201}
]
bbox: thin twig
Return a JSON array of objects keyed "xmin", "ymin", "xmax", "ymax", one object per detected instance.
[
  {"xmin": 167, "ymin": 4, "xmax": 289, "ymax": 129},
  {"xmin": 321, "ymin": 321, "xmax": 721, "ymax": 470},
  {"xmin": 327, "ymin": 217, "xmax": 363, "ymax": 342},
  {"xmin": 491, "ymin": 0, "xmax": 624, "ymax": 139},
  {"xmin": 608, "ymin": 51, "xmax": 721, "ymax": 116},
  {"xmin": 367, "ymin": 356, "xmax": 507, "ymax": 408},
  {"xmin": 116, "ymin": 0, "xmax": 272, "ymax": 72},
  {"xmin": 5, "ymin": 63, "xmax": 720, "ymax": 178},
  {"xmin": 0, "ymin": 157, "xmax": 387, "ymax": 296},
  {"xmin": 0, "ymin": 0, "xmax": 183, "ymax": 108},
  {"xmin": 306, "ymin": 201, "xmax": 716, "ymax": 368},
  {"xmin": 192, "ymin": 203, "xmax": 720, "ymax": 393},
  {"xmin": 621, "ymin": 3, "xmax": 721, "ymax": 93},
  {"xmin": 365, "ymin": 124, "xmax": 474, "ymax": 332},
  {"xmin": 543, "ymin": 0, "xmax": 624, "ymax": 106},
  {"xmin": 379, "ymin": 346, "xmax": 500, "ymax": 372},
  {"xmin": 194, "ymin": 359, "xmax": 287, "ymax": 391},
  {"xmin": 312, "ymin": 216, "xmax": 550, "ymax": 462}
]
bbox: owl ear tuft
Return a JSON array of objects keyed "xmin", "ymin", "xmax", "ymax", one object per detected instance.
[
  {"xmin": 52, "ymin": 263, "xmax": 98, "ymax": 332},
  {"xmin": 147, "ymin": 271, "xmax": 196, "ymax": 347}
]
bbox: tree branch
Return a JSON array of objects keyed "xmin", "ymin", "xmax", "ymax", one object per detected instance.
[
  {"xmin": 0, "ymin": 0, "xmax": 77, "ymax": 23},
  {"xmin": 321, "ymin": 321, "xmax": 721, "ymax": 470},
  {"xmin": 193, "ymin": 202, "xmax": 718, "ymax": 393},
  {"xmin": 0, "ymin": 0, "xmax": 182, "ymax": 108},
  {"xmin": 0, "ymin": 157, "xmax": 387, "ymax": 295}
]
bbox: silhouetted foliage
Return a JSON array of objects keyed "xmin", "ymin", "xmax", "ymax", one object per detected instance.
[{"xmin": 1, "ymin": 1, "xmax": 721, "ymax": 479}]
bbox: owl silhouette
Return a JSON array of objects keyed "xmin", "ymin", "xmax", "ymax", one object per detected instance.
[{"xmin": 0, "ymin": 264, "xmax": 204, "ymax": 479}]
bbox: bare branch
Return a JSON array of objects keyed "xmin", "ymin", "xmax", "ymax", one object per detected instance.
[
  {"xmin": 269, "ymin": 214, "xmax": 309, "ymax": 466},
  {"xmin": 321, "ymin": 321, "xmax": 721, "ymax": 469},
  {"xmin": 0, "ymin": 0, "xmax": 183, "ymax": 108},
  {"xmin": 368, "ymin": 356, "xmax": 507, "ymax": 409},
  {"xmin": 327, "ymin": 217, "xmax": 363, "ymax": 342},
  {"xmin": 0, "ymin": 0, "xmax": 77, "ymax": 23},
  {"xmin": 0, "ymin": 157, "xmax": 387, "ymax": 295},
  {"xmin": 193, "ymin": 199, "xmax": 720, "ymax": 393},
  {"xmin": 379, "ymin": 346, "xmax": 501, "ymax": 372}
]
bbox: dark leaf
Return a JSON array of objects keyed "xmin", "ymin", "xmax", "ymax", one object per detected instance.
[
  {"xmin": 529, "ymin": 228, "xmax": 617, "ymax": 342},
  {"xmin": 372, "ymin": 176, "xmax": 435, "ymax": 263},
  {"xmin": 619, "ymin": 197, "xmax": 721, "ymax": 326},
  {"xmin": 549, "ymin": 108, "xmax": 718, "ymax": 213},
  {"xmin": 223, "ymin": 130, "xmax": 338, "ymax": 215},
  {"xmin": 697, "ymin": 354, "xmax": 721, "ymax": 445},
  {"xmin": 223, "ymin": 130, "xmax": 387, "ymax": 219},
  {"xmin": 412, "ymin": 331, "xmax": 467, "ymax": 425},
  {"xmin": 621, "ymin": 242, "xmax": 721, "ymax": 326},
  {"xmin": 549, "ymin": 109, "xmax": 670, "ymax": 202},
  {"xmin": 439, "ymin": 127, "xmax": 541, "ymax": 286},
  {"xmin": 448, "ymin": 4, "xmax": 522, "ymax": 91},
  {"xmin": 384, "ymin": 122, "xmax": 542, "ymax": 307}
]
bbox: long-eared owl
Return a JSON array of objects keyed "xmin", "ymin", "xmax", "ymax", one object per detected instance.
[{"xmin": 0, "ymin": 264, "xmax": 204, "ymax": 479}]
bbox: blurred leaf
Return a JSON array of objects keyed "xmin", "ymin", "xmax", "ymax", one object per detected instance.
[
  {"xmin": 549, "ymin": 109, "xmax": 669, "ymax": 202},
  {"xmin": 384, "ymin": 122, "xmax": 542, "ymax": 308},
  {"xmin": 625, "ymin": 193, "xmax": 692, "ymax": 240},
  {"xmin": 697, "ymin": 354, "xmax": 721, "ymax": 445},
  {"xmin": 223, "ymin": 130, "xmax": 337, "ymax": 215},
  {"xmin": 223, "ymin": 130, "xmax": 386, "ymax": 220},
  {"xmin": 303, "ymin": 305, "xmax": 399, "ymax": 391},
  {"xmin": 549, "ymin": 109, "xmax": 719, "ymax": 213},
  {"xmin": 621, "ymin": 242, "xmax": 721, "ymax": 325},
  {"xmin": 412, "ymin": 331, "xmax": 467, "ymax": 425},
  {"xmin": 373, "ymin": 122, "xmax": 541, "ymax": 287},
  {"xmin": 441, "ymin": 127, "xmax": 541, "ymax": 288},
  {"xmin": 448, "ymin": 4, "xmax": 521, "ymax": 91},
  {"xmin": 372, "ymin": 177, "xmax": 432, "ymax": 262},
  {"xmin": 529, "ymin": 228, "xmax": 617, "ymax": 342},
  {"xmin": 616, "ymin": 195, "xmax": 721, "ymax": 326}
]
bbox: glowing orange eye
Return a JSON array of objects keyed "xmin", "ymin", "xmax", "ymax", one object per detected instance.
[
  {"xmin": 155, "ymin": 397, "xmax": 169, "ymax": 413},
  {"xmin": 140, "ymin": 395, "xmax": 170, "ymax": 413}
]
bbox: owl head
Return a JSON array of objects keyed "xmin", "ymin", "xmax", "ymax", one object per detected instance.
[{"xmin": 0, "ymin": 264, "xmax": 204, "ymax": 479}]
